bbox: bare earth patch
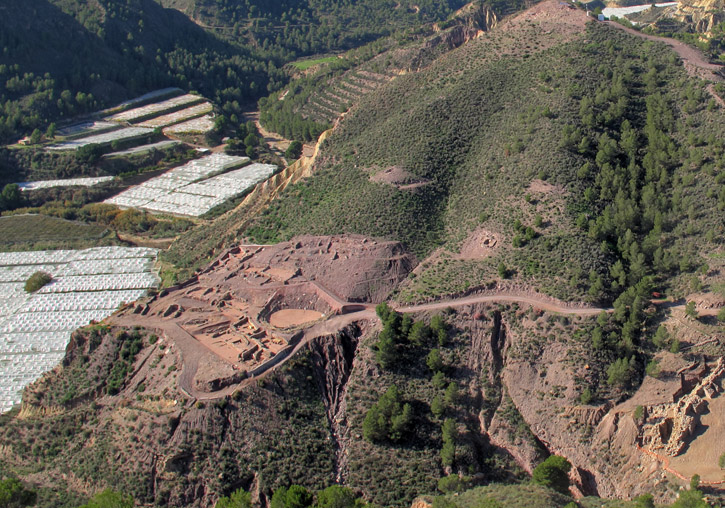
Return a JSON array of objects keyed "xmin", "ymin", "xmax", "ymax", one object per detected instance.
[
  {"xmin": 269, "ymin": 309, "xmax": 324, "ymax": 328},
  {"xmin": 458, "ymin": 228, "xmax": 501, "ymax": 260},
  {"xmin": 369, "ymin": 166, "xmax": 431, "ymax": 190},
  {"xmin": 527, "ymin": 178, "xmax": 566, "ymax": 196},
  {"xmin": 668, "ymin": 393, "xmax": 725, "ymax": 482}
]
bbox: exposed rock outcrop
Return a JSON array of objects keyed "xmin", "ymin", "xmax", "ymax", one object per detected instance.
[
  {"xmin": 674, "ymin": 0, "xmax": 725, "ymax": 36},
  {"xmin": 640, "ymin": 357, "xmax": 725, "ymax": 456}
]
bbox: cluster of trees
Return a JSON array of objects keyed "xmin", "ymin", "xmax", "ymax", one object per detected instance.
[
  {"xmin": 0, "ymin": 0, "xmax": 472, "ymax": 145},
  {"xmin": 563, "ymin": 35, "xmax": 714, "ymax": 393},
  {"xmin": 217, "ymin": 485, "xmax": 367, "ymax": 508},
  {"xmin": 200, "ymin": 0, "xmax": 465, "ymax": 61},
  {"xmin": 285, "ymin": 141, "xmax": 304, "ymax": 160},
  {"xmin": 0, "ymin": 183, "xmax": 22, "ymax": 211},
  {"xmin": 5, "ymin": 199, "xmax": 194, "ymax": 239},
  {"xmin": 0, "ymin": 481, "xmax": 135, "ymax": 508},
  {"xmin": 105, "ymin": 329, "xmax": 145, "ymax": 395},
  {"xmin": 258, "ymin": 80, "xmax": 333, "ymax": 142},
  {"xmin": 511, "ymin": 218, "xmax": 538, "ymax": 248},
  {"xmin": 0, "ymin": 0, "xmax": 275, "ymax": 143},
  {"xmin": 258, "ymin": 68, "xmax": 341, "ymax": 142},
  {"xmin": 223, "ymin": 120, "xmax": 264, "ymax": 158},
  {"xmin": 373, "ymin": 302, "xmax": 449, "ymax": 370},
  {"xmin": 0, "ymin": 478, "xmax": 36, "ymax": 508},
  {"xmin": 362, "ymin": 385, "xmax": 414, "ymax": 443},
  {"xmin": 79, "ymin": 489, "xmax": 135, "ymax": 508}
]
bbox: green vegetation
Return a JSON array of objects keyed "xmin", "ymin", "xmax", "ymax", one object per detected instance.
[
  {"xmin": 24, "ymin": 271, "xmax": 52, "ymax": 293},
  {"xmin": 78, "ymin": 489, "xmax": 134, "ymax": 508},
  {"xmin": 216, "ymin": 487, "xmax": 252, "ymax": 508},
  {"xmin": 439, "ymin": 418, "xmax": 458, "ymax": 467},
  {"xmin": 285, "ymin": 141, "xmax": 304, "ymax": 161},
  {"xmin": 244, "ymin": 21, "xmax": 723, "ymax": 317},
  {"xmin": 2, "ymin": 2, "xmax": 724, "ymax": 507},
  {"xmin": 106, "ymin": 329, "xmax": 145, "ymax": 395},
  {"xmin": 362, "ymin": 385, "xmax": 414, "ymax": 443},
  {"xmin": 531, "ymin": 456, "xmax": 572, "ymax": 496},
  {"xmin": 0, "ymin": 215, "xmax": 113, "ymax": 251},
  {"xmin": 0, "ymin": 478, "xmax": 37, "ymax": 508},
  {"xmin": 315, "ymin": 486, "xmax": 365, "ymax": 508},
  {"xmin": 0, "ymin": 184, "xmax": 22, "ymax": 211},
  {"xmin": 292, "ymin": 57, "xmax": 341, "ymax": 71},
  {"xmin": 1, "ymin": 202, "xmax": 194, "ymax": 250},
  {"xmin": 266, "ymin": 484, "xmax": 366, "ymax": 508},
  {"xmin": 0, "ymin": 0, "xmax": 469, "ymax": 145},
  {"xmin": 430, "ymin": 483, "xmax": 573, "ymax": 508}
]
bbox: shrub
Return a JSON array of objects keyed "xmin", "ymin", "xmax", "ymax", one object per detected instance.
[
  {"xmin": 0, "ymin": 478, "xmax": 36, "ymax": 507},
  {"xmin": 216, "ymin": 488, "xmax": 252, "ymax": 508},
  {"xmin": 78, "ymin": 489, "xmax": 134, "ymax": 508},
  {"xmin": 531, "ymin": 455, "xmax": 572, "ymax": 495},
  {"xmin": 24, "ymin": 271, "xmax": 52, "ymax": 293},
  {"xmin": 285, "ymin": 141, "xmax": 303, "ymax": 160}
]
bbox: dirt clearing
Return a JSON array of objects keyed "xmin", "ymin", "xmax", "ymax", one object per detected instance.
[
  {"xmin": 668, "ymin": 392, "xmax": 725, "ymax": 483},
  {"xmin": 270, "ymin": 309, "xmax": 324, "ymax": 328}
]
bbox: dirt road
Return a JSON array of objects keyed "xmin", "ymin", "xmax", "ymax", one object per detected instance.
[
  {"xmin": 396, "ymin": 292, "xmax": 608, "ymax": 316},
  {"xmin": 117, "ymin": 284, "xmax": 716, "ymax": 400}
]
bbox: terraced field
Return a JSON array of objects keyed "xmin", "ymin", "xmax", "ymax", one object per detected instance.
[{"xmin": 300, "ymin": 68, "xmax": 395, "ymax": 123}]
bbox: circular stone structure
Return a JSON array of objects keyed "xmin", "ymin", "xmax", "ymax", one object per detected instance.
[{"xmin": 269, "ymin": 309, "xmax": 324, "ymax": 328}]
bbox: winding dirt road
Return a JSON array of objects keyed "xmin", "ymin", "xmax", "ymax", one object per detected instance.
[
  {"xmin": 117, "ymin": 279, "xmax": 711, "ymax": 401},
  {"xmin": 396, "ymin": 292, "xmax": 608, "ymax": 316},
  {"xmin": 152, "ymin": 291, "xmax": 611, "ymax": 399}
]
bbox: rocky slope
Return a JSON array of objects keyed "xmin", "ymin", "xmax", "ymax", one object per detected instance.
[{"xmin": 674, "ymin": 0, "xmax": 725, "ymax": 35}]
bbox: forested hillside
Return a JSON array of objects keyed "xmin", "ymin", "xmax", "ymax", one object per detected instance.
[
  {"xmin": 0, "ymin": 0, "xmax": 472, "ymax": 144},
  {"xmin": 157, "ymin": 0, "xmax": 468, "ymax": 58},
  {"xmin": 245, "ymin": 18, "xmax": 723, "ymax": 309},
  {"xmin": 0, "ymin": 0, "xmax": 277, "ymax": 142}
]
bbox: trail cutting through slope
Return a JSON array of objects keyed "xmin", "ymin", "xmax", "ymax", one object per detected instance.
[
  {"xmin": 118, "ymin": 276, "xmax": 712, "ymax": 400},
  {"xmin": 604, "ymin": 21, "xmax": 724, "ymax": 82},
  {"xmin": 123, "ymin": 290, "xmax": 610, "ymax": 399}
]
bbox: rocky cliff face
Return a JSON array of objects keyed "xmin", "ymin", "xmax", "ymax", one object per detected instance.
[
  {"xmin": 432, "ymin": 2, "xmax": 499, "ymax": 48},
  {"xmin": 674, "ymin": 0, "xmax": 725, "ymax": 35},
  {"xmin": 0, "ymin": 322, "xmax": 367, "ymax": 507}
]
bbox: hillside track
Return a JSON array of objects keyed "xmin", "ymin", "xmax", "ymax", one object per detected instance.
[
  {"xmin": 115, "ymin": 280, "xmax": 703, "ymax": 400},
  {"xmin": 603, "ymin": 21, "xmax": 724, "ymax": 82}
]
